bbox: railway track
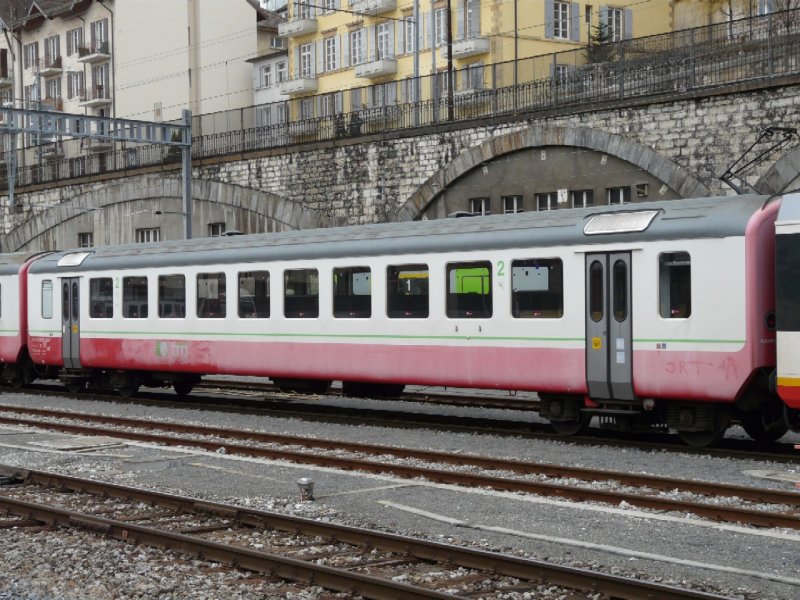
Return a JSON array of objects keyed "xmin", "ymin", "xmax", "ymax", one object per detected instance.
[
  {"xmin": 0, "ymin": 465, "xmax": 729, "ymax": 599},
  {"xmin": 10, "ymin": 382, "xmax": 800, "ymax": 464},
  {"xmin": 1, "ymin": 405, "xmax": 798, "ymax": 531}
]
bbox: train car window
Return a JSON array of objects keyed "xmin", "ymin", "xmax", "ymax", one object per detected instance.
[
  {"xmin": 158, "ymin": 275, "xmax": 186, "ymax": 318},
  {"xmin": 589, "ymin": 261, "xmax": 604, "ymax": 322},
  {"xmin": 511, "ymin": 259, "xmax": 563, "ymax": 318},
  {"xmin": 89, "ymin": 278, "xmax": 114, "ymax": 318},
  {"xmin": 446, "ymin": 261, "xmax": 492, "ymax": 319},
  {"xmin": 333, "ymin": 267, "xmax": 371, "ymax": 318},
  {"xmin": 62, "ymin": 282, "xmax": 69, "ymax": 321},
  {"xmin": 71, "ymin": 282, "xmax": 79, "ymax": 321},
  {"xmin": 659, "ymin": 252, "xmax": 691, "ymax": 318},
  {"xmin": 42, "ymin": 280, "xmax": 53, "ymax": 319},
  {"xmin": 387, "ymin": 264, "xmax": 429, "ymax": 319},
  {"xmin": 123, "ymin": 276, "xmax": 148, "ymax": 319},
  {"xmin": 284, "ymin": 269, "xmax": 319, "ymax": 318},
  {"xmin": 197, "ymin": 273, "xmax": 226, "ymax": 319},
  {"xmin": 612, "ymin": 260, "xmax": 628, "ymax": 322},
  {"xmin": 238, "ymin": 271, "xmax": 270, "ymax": 318}
]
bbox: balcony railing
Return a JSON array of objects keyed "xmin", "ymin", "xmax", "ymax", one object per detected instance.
[
  {"xmin": 355, "ymin": 53, "xmax": 398, "ymax": 78},
  {"xmin": 2, "ymin": 8, "xmax": 799, "ymax": 192},
  {"xmin": 79, "ymin": 85, "xmax": 111, "ymax": 107},
  {"xmin": 349, "ymin": 0, "xmax": 396, "ymax": 15},
  {"xmin": 278, "ymin": 18, "xmax": 317, "ymax": 38},
  {"xmin": 38, "ymin": 55, "xmax": 63, "ymax": 76},
  {"xmin": 279, "ymin": 76, "xmax": 318, "ymax": 95},
  {"xmin": 77, "ymin": 41, "xmax": 111, "ymax": 63}
]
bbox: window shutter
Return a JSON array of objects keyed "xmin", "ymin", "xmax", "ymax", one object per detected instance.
[
  {"xmin": 570, "ymin": 3, "xmax": 580, "ymax": 41},
  {"xmin": 474, "ymin": 63, "xmax": 484, "ymax": 89},
  {"xmin": 456, "ymin": 1, "xmax": 465, "ymax": 40},
  {"xmin": 387, "ymin": 81, "xmax": 397, "ymax": 104},
  {"xmin": 334, "ymin": 36, "xmax": 340, "ymax": 69},
  {"xmin": 623, "ymin": 8, "xmax": 633, "ymax": 39},
  {"xmin": 335, "ymin": 91, "xmax": 343, "ymax": 113},
  {"xmin": 419, "ymin": 12, "xmax": 426, "ymax": 50},
  {"xmin": 397, "ymin": 20, "xmax": 404, "ymax": 55},
  {"xmin": 600, "ymin": 6, "xmax": 608, "ymax": 28},
  {"xmin": 293, "ymin": 47, "xmax": 300, "ymax": 77},
  {"xmin": 352, "ymin": 87, "xmax": 361, "ymax": 110},
  {"xmin": 545, "ymin": 0, "xmax": 554, "ymax": 39},
  {"xmin": 426, "ymin": 11, "xmax": 433, "ymax": 49},
  {"xmin": 315, "ymin": 40, "xmax": 323, "ymax": 74},
  {"xmin": 342, "ymin": 33, "xmax": 349, "ymax": 67},
  {"xmin": 388, "ymin": 23, "xmax": 395, "ymax": 57}
]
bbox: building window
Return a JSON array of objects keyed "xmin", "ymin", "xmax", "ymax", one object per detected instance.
[
  {"xmin": 659, "ymin": 252, "xmax": 691, "ymax": 318},
  {"xmin": 607, "ymin": 186, "xmax": 631, "ymax": 205},
  {"xmin": 636, "ymin": 183, "xmax": 649, "ymax": 198},
  {"xmin": 45, "ymin": 78, "xmax": 61, "ymax": 101},
  {"xmin": 277, "ymin": 103, "xmax": 287, "ymax": 123},
  {"xmin": 270, "ymin": 36, "xmax": 285, "ymax": 49},
  {"xmin": 70, "ymin": 157, "xmax": 86, "ymax": 178},
  {"xmin": 24, "ymin": 42, "xmax": 38, "ymax": 69},
  {"xmin": 123, "ymin": 276, "xmax": 148, "ymax": 319},
  {"xmin": 284, "ymin": 269, "xmax": 319, "ymax": 318},
  {"xmin": 44, "ymin": 35, "xmax": 60, "ymax": 66},
  {"xmin": 554, "ymin": 1, "xmax": 570, "ymax": 39},
  {"xmin": 387, "ymin": 264, "xmax": 429, "ymax": 319},
  {"xmin": 585, "ymin": 5, "xmax": 593, "ymax": 24},
  {"xmin": 536, "ymin": 192, "xmax": 558, "ymax": 211},
  {"xmin": 78, "ymin": 232, "xmax": 94, "ymax": 248},
  {"xmin": 512, "ymin": 259, "xmax": 564, "ymax": 318},
  {"xmin": 89, "ymin": 278, "xmax": 113, "ymax": 318},
  {"xmin": 300, "ymin": 43, "xmax": 313, "ymax": 78},
  {"xmin": 209, "ymin": 222, "xmax": 226, "ymax": 237},
  {"xmin": 67, "ymin": 71, "xmax": 84, "ymax": 99},
  {"xmin": 554, "ymin": 64, "xmax": 569, "ymax": 86},
  {"xmin": 257, "ymin": 106, "xmax": 271, "ymax": 127},
  {"xmin": 90, "ymin": 18, "xmax": 108, "ymax": 49},
  {"xmin": 296, "ymin": 0, "xmax": 312, "ymax": 19},
  {"xmin": 260, "ymin": 65, "xmax": 272, "ymax": 88},
  {"xmin": 66, "ymin": 27, "xmax": 83, "ymax": 56},
  {"xmin": 238, "ymin": 271, "xmax": 270, "ymax": 318},
  {"xmin": 276, "ymin": 61, "xmax": 287, "ymax": 83},
  {"xmin": 503, "ymin": 195, "xmax": 523, "ymax": 214},
  {"xmin": 404, "ymin": 16, "xmax": 416, "ymax": 53},
  {"xmin": 158, "ymin": 274, "xmax": 186, "ymax": 318},
  {"xmin": 300, "ymin": 98, "xmax": 314, "ymax": 119},
  {"xmin": 571, "ymin": 189, "xmax": 594, "ymax": 208},
  {"xmin": 333, "ymin": 267, "xmax": 371, "ymax": 318},
  {"xmin": 434, "ymin": 8, "xmax": 447, "ymax": 46},
  {"xmin": 470, "ymin": 197, "xmax": 490, "ymax": 215},
  {"xmin": 377, "ymin": 22, "xmax": 391, "ymax": 59},
  {"xmin": 197, "ymin": 273, "xmax": 226, "ymax": 318},
  {"xmin": 465, "ymin": 0, "xmax": 480, "ymax": 36},
  {"xmin": 323, "ymin": 0, "xmax": 336, "ymax": 13},
  {"xmin": 606, "ymin": 7, "xmax": 623, "ymax": 42},
  {"xmin": 350, "ymin": 29, "xmax": 364, "ymax": 65},
  {"xmin": 446, "ymin": 261, "xmax": 492, "ymax": 319},
  {"xmin": 136, "ymin": 228, "xmax": 160, "ymax": 243},
  {"xmin": 324, "ymin": 36, "xmax": 339, "ymax": 71}
]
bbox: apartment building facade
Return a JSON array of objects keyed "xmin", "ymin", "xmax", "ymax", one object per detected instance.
[
  {"xmin": 0, "ymin": 0, "xmax": 266, "ymax": 169},
  {"xmin": 274, "ymin": 0, "xmax": 677, "ymax": 119}
]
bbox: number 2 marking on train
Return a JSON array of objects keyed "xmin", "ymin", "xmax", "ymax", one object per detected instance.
[{"xmin": 497, "ymin": 260, "xmax": 505, "ymax": 277}]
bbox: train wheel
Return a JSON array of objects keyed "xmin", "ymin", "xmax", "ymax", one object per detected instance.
[
  {"xmin": 118, "ymin": 384, "xmax": 140, "ymax": 399},
  {"xmin": 740, "ymin": 412, "xmax": 789, "ymax": 444},
  {"xmin": 550, "ymin": 414, "xmax": 592, "ymax": 436},
  {"xmin": 173, "ymin": 382, "xmax": 194, "ymax": 397},
  {"xmin": 65, "ymin": 379, "xmax": 86, "ymax": 394}
]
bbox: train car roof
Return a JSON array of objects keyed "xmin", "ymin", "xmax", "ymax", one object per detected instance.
[{"xmin": 28, "ymin": 194, "xmax": 774, "ymax": 274}]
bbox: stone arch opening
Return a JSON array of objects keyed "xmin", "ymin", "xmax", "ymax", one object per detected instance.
[
  {"xmin": 398, "ymin": 125, "xmax": 710, "ymax": 220},
  {"xmin": 4, "ymin": 175, "xmax": 333, "ymax": 252}
]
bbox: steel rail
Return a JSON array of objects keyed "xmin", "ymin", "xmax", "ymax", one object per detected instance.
[
  {"xmin": 0, "ymin": 411, "xmax": 797, "ymax": 529},
  {"xmin": 1, "ymin": 405, "xmax": 798, "ymax": 506},
  {"xmin": 0, "ymin": 465, "xmax": 731, "ymax": 600}
]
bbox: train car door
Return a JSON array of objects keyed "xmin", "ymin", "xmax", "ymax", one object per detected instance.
[
  {"xmin": 61, "ymin": 277, "xmax": 81, "ymax": 369},
  {"xmin": 585, "ymin": 252, "xmax": 634, "ymax": 401}
]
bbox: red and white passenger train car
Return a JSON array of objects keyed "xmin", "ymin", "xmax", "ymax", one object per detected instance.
[{"xmin": 1, "ymin": 193, "xmax": 799, "ymax": 446}]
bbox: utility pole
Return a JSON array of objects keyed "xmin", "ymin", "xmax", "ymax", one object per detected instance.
[{"xmin": 446, "ymin": 0, "xmax": 454, "ymax": 121}]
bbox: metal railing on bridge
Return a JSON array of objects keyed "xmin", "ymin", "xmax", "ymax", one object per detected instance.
[{"xmin": 2, "ymin": 8, "xmax": 799, "ymax": 193}]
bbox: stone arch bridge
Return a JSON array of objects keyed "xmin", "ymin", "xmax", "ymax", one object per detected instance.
[{"xmin": 2, "ymin": 80, "xmax": 800, "ymax": 252}]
